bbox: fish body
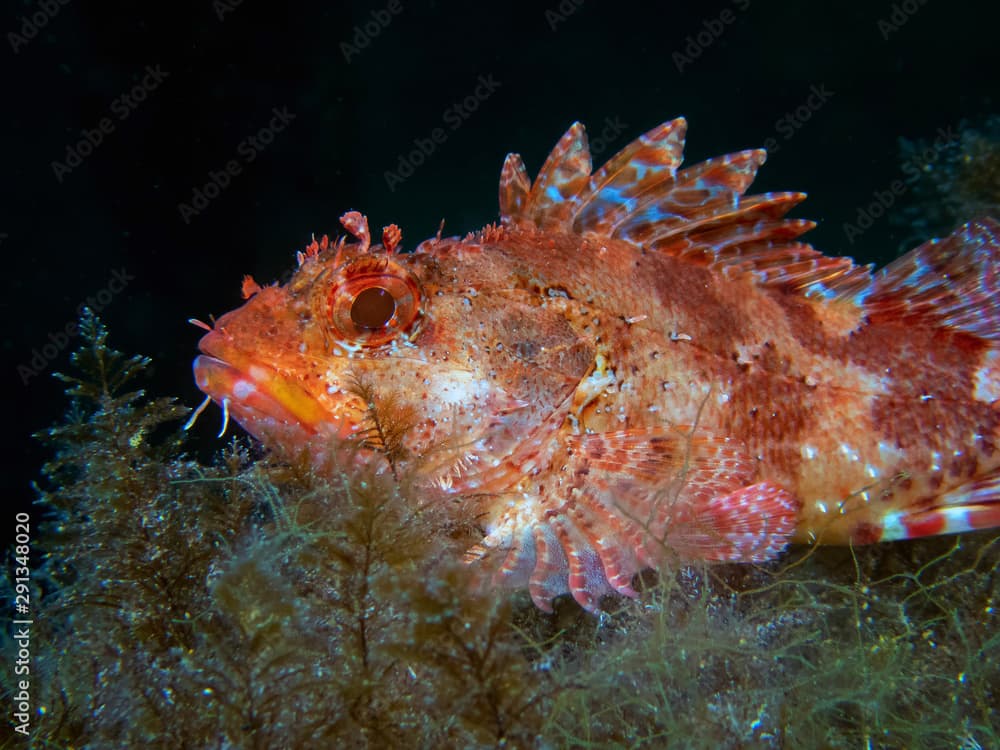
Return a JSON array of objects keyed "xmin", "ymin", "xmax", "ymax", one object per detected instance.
[{"xmin": 193, "ymin": 118, "xmax": 1000, "ymax": 611}]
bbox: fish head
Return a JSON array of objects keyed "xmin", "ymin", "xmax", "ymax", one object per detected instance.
[{"xmin": 193, "ymin": 212, "xmax": 593, "ymax": 486}]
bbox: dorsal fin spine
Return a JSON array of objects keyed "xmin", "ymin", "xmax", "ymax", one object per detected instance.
[
  {"xmin": 863, "ymin": 218, "xmax": 1000, "ymax": 340},
  {"xmin": 498, "ymin": 120, "xmax": 1000, "ymax": 318},
  {"xmin": 498, "ymin": 119, "xmax": 847, "ymax": 297}
]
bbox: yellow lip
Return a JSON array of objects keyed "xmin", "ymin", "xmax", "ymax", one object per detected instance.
[{"xmin": 194, "ymin": 331, "xmax": 351, "ymax": 440}]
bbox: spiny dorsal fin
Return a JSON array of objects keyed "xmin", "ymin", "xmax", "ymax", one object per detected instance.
[
  {"xmin": 525, "ymin": 122, "xmax": 593, "ymax": 230},
  {"xmin": 573, "ymin": 118, "xmax": 687, "ymax": 234},
  {"xmin": 498, "ymin": 152, "xmax": 530, "ymax": 224},
  {"xmin": 863, "ymin": 218, "xmax": 1000, "ymax": 340},
  {"xmin": 497, "ymin": 118, "xmax": 870, "ymax": 299}
]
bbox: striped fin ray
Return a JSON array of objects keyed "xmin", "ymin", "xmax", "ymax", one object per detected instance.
[
  {"xmin": 610, "ymin": 149, "xmax": 770, "ymax": 242},
  {"xmin": 466, "ymin": 427, "xmax": 799, "ymax": 612},
  {"xmin": 523, "ymin": 122, "xmax": 593, "ymax": 230},
  {"xmin": 498, "ymin": 153, "xmax": 531, "ymax": 224},
  {"xmin": 864, "ymin": 218, "xmax": 1000, "ymax": 340},
  {"xmin": 571, "ymin": 118, "xmax": 688, "ymax": 235},
  {"xmin": 497, "ymin": 118, "xmax": 875, "ymax": 298},
  {"xmin": 629, "ymin": 190, "xmax": 805, "ymax": 250},
  {"xmin": 651, "ymin": 209, "xmax": 874, "ymax": 294}
]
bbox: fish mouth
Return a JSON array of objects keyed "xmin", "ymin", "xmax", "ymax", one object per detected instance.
[{"xmin": 193, "ymin": 333, "xmax": 353, "ymax": 440}]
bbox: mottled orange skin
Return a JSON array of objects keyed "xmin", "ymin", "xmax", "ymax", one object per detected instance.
[{"xmin": 194, "ymin": 120, "xmax": 1000, "ymax": 611}]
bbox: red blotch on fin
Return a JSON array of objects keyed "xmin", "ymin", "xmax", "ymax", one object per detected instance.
[
  {"xmin": 878, "ymin": 469, "xmax": 1000, "ymax": 542},
  {"xmin": 899, "ymin": 511, "xmax": 947, "ymax": 539}
]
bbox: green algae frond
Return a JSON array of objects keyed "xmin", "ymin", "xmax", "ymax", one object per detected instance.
[{"xmin": 1, "ymin": 311, "xmax": 997, "ymax": 749}]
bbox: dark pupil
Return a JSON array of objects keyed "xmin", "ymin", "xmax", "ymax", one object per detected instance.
[{"xmin": 351, "ymin": 286, "xmax": 395, "ymax": 330}]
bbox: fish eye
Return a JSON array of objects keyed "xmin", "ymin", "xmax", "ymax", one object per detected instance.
[
  {"xmin": 351, "ymin": 286, "xmax": 396, "ymax": 329},
  {"xmin": 318, "ymin": 257, "xmax": 422, "ymax": 346}
]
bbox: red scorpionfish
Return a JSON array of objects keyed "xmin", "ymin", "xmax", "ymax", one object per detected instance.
[{"xmin": 192, "ymin": 118, "xmax": 1000, "ymax": 612}]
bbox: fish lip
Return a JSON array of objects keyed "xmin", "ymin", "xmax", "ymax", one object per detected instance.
[
  {"xmin": 192, "ymin": 353, "xmax": 312, "ymax": 434},
  {"xmin": 195, "ymin": 329, "xmax": 233, "ymax": 364},
  {"xmin": 193, "ymin": 328, "xmax": 360, "ymax": 442},
  {"xmin": 195, "ymin": 356, "xmax": 340, "ymax": 445},
  {"xmin": 191, "ymin": 353, "xmax": 237, "ymax": 394}
]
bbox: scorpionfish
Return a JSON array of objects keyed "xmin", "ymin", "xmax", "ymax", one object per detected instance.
[{"xmin": 192, "ymin": 118, "xmax": 1000, "ymax": 612}]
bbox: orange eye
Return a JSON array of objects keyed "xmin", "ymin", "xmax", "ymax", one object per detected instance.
[{"xmin": 323, "ymin": 258, "xmax": 421, "ymax": 346}]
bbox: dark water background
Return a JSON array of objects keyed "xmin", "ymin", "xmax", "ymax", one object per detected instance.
[{"xmin": 3, "ymin": 0, "xmax": 998, "ymax": 534}]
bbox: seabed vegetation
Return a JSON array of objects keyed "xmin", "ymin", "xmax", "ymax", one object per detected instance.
[{"xmin": 1, "ymin": 308, "xmax": 997, "ymax": 749}]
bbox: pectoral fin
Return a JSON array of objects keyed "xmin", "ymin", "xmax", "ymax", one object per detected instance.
[{"xmin": 469, "ymin": 427, "xmax": 801, "ymax": 612}]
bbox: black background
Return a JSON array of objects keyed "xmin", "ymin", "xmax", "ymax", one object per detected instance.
[{"xmin": 4, "ymin": 0, "xmax": 998, "ymax": 531}]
